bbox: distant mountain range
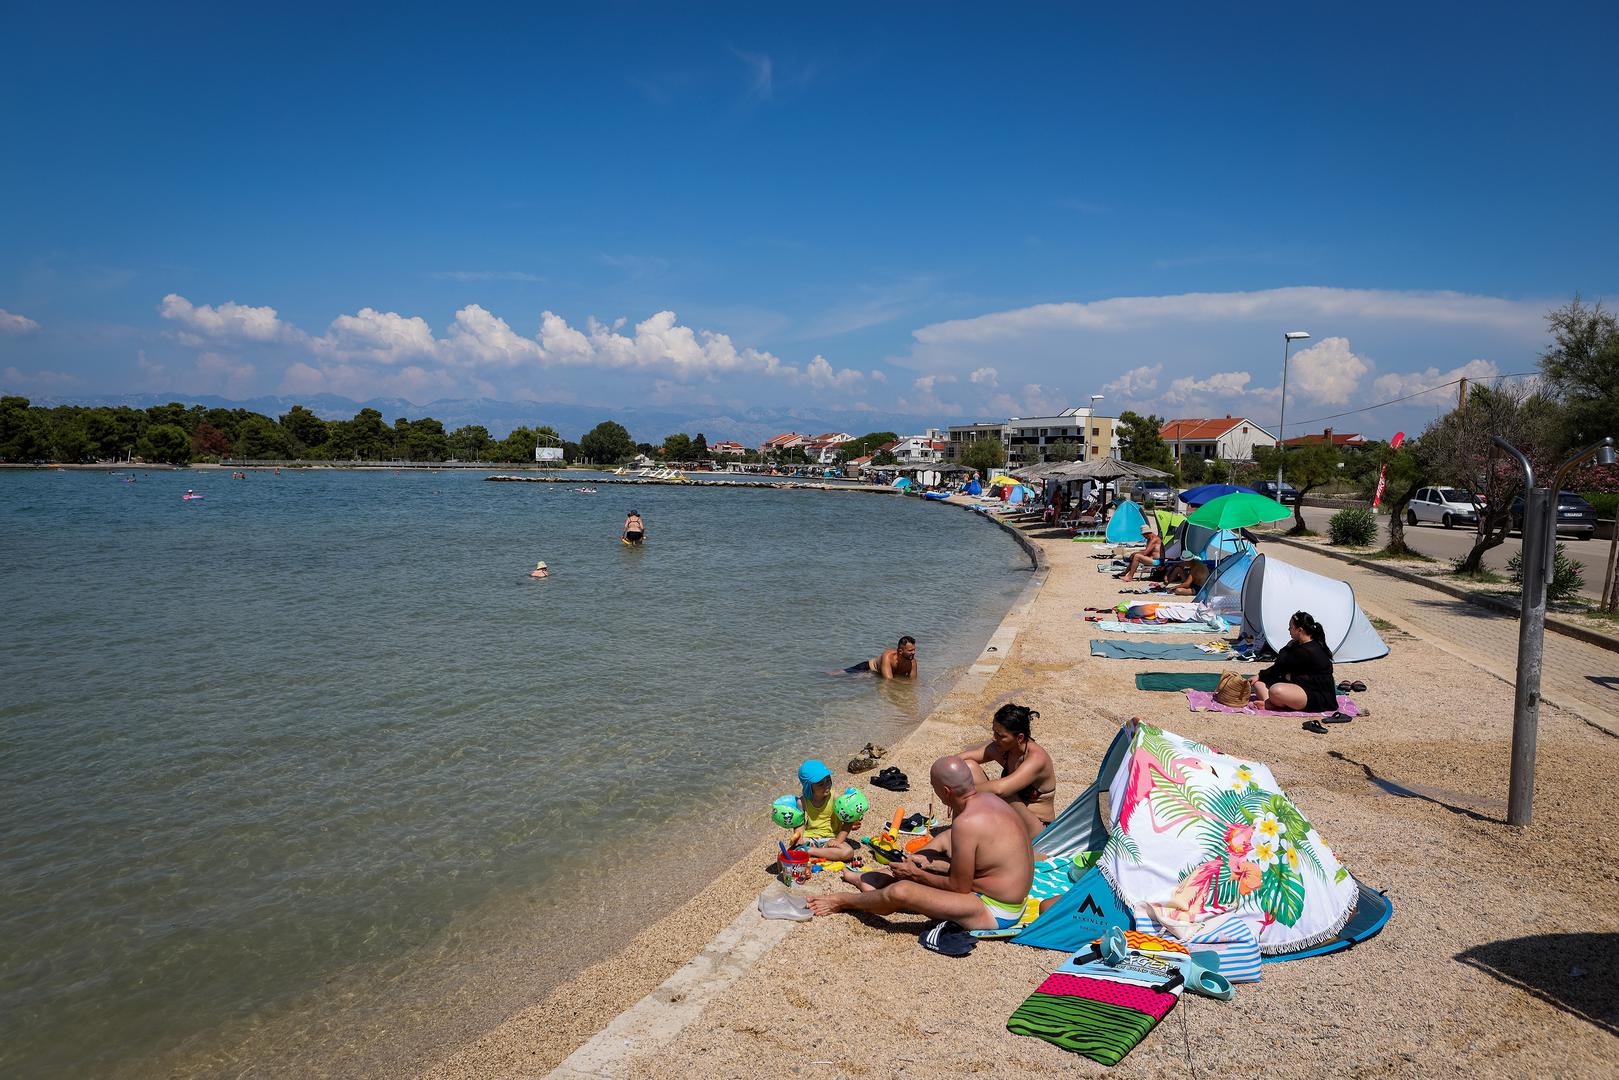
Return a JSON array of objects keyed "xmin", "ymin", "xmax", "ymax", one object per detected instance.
[{"xmin": 25, "ymin": 391, "xmax": 988, "ymax": 445}]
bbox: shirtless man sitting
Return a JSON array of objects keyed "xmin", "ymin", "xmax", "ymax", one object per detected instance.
[
  {"xmin": 849, "ymin": 635, "xmax": 917, "ymax": 679},
  {"xmin": 806, "ymin": 756, "xmax": 1034, "ymax": 932}
]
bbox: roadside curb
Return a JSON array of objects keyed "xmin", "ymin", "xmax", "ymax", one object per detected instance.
[{"xmin": 1265, "ymin": 535, "xmax": 1619, "ymax": 656}]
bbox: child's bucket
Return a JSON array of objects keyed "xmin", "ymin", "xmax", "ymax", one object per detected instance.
[{"xmin": 779, "ymin": 848, "xmax": 812, "ymax": 886}]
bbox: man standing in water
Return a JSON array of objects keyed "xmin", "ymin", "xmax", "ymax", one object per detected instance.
[
  {"xmin": 848, "ymin": 635, "xmax": 916, "ymax": 678},
  {"xmin": 622, "ymin": 509, "xmax": 646, "ymax": 544},
  {"xmin": 806, "ymin": 756, "xmax": 1033, "ymax": 931}
]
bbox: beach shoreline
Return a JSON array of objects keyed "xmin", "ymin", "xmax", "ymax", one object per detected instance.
[{"xmin": 411, "ymin": 497, "xmax": 1049, "ymax": 1080}]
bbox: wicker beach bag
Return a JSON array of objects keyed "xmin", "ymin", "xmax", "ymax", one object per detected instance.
[{"xmin": 1215, "ymin": 670, "xmax": 1253, "ymax": 707}]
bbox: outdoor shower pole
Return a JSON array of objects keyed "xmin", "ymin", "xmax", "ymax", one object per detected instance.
[{"xmin": 1493, "ymin": 437, "xmax": 1546, "ymax": 827}]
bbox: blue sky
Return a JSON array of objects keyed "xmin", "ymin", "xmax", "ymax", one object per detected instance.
[{"xmin": 2, "ymin": 2, "xmax": 1616, "ymax": 436}]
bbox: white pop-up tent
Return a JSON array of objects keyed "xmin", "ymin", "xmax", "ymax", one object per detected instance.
[{"xmin": 1240, "ymin": 554, "xmax": 1388, "ymax": 663}]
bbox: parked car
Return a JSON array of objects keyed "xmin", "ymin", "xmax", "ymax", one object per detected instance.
[
  {"xmin": 1407, "ymin": 486, "xmax": 1483, "ymax": 529},
  {"xmin": 1254, "ymin": 480, "xmax": 1299, "ymax": 505},
  {"xmin": 1128, "ymin": 480, "xmax": 1176, "ymax": 506},
  {"xmin": 1510, "ymin": 490, "xmax": 1598, "ymax": 539}
]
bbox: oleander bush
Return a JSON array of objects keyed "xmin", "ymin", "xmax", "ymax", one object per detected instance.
[
  {"xmin": 1583, "ymin": 491, "xmax": 1617, "ymax": 519},
  {"xmin": 1328, "ymin": 506, "xmax": 1378, "ymax": 547},
  {"xmin": 1507, "ymin": 542, "xmax": 1586, "ymax": 603}
]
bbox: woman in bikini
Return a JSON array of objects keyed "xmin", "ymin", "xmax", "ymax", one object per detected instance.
[{"xmin": 959, "ymin": 703, "xmax": 1057, "ymax": 840}]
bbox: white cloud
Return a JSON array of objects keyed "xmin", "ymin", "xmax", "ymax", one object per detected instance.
[
  {"xmin": 734, "ymin": 49, "xmax": 773, "ymax": 100},
  {"xmin": 1103, "ymin": 363, "xmax": 1161, "ymax": 398},
  {"xmin": 180, "ymin": 352, "xmax": 258, "ymax": 397},
  {"xmin": 1164, "ymin": 370, "xmax": 1254, "ymax": 405},
  {"xmin": 279, "ymin": 361, "xmax": 326, "ymax": 396},
  {"xmin": 1371, "ymin": 358, "xmax": 1501, "ymax": 400},
  {"xmin": 159, "ymin": 293, "xmax": 300, "ymax": 344},
  {"xmin": 1285, "ymin": 336, "xmax": 1371, "ymax": 405},
  {"xmin": 0, "ymin": 309, "xmax": 40, "ymax": 334},
  {"xmin": 969, "ymin": 366, "xmax": 999, "ymax": 386},
  {"xmin": 913, "ymin": 286, "xmax": 1547, "ymax": 345},
  {"xmin": 912, "ymin": 373, "xmax": 957, "ymax": 395},
  {"xmin": 319, "ymin": 308, "xmax": 438, "ymax": 364}
]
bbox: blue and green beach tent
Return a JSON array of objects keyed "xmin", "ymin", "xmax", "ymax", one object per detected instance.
[{"xmin": 1104, "ymin": 500, "xmax": 1147, "ymax": 543}]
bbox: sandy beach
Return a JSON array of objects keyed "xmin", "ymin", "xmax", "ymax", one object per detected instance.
[{"xmin": 413, "ymin": 506, "xmax": 1619, "ymax": 1080}]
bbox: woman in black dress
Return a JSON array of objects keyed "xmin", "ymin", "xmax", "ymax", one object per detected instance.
[{"xmin": 1254, "ymin": 611, "xmax": 1336, "ymax": 712}]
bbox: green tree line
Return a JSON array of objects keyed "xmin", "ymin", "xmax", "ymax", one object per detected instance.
[{"xmin": 0, "ymin": 397, "xmax": 671, "ymax": 466}]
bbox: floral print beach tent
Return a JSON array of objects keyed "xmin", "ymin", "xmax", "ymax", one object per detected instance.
[{"xmin": 1098, "ymin": 722, "xmax": 1358, "ymax": 964}]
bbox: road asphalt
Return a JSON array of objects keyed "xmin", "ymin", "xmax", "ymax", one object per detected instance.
[{"xmin": 1280, "ymin": 503, "xmax": 1614, "ymax": 601}]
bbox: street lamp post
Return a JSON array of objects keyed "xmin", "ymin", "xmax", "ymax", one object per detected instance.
[
  {"xmin": 1493, "ymin": 434, "xmax": 1616, "ymax": 826},
  {"xmin": 1088, "ymin": 395, "xmax": 1104, "ymax": 461},
  {"xmin": 1276, "ymin": 331, "xmax": 1311, "ymax": 489}
]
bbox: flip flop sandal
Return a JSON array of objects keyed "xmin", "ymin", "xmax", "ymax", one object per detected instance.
[
  {"xmin": 1337, "ymin": 680, "xmax": 1353, "ymax": 693},
  {"xmin": 1351, "ymin": 681, "xmax": 1368, "ymax": 692},
  {"xmin": 1321, "ymin": 713, "xmax": 1354, "ymax": 724},
  {"xmin": 1302, "ymin": 719, "xmax": 1329, "ymax": 734}
]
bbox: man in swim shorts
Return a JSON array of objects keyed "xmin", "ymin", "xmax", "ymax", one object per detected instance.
[
  {"xmin": 622, "ymin": 509, "xmax": 645, "ymax": 544},
  {"xmin": 847, "ymin": 636, "xmax": 917, "ymax": 678},
  {"xmin": 806, "ymin": 756, "xmax": 1033, "ymax": 931}
]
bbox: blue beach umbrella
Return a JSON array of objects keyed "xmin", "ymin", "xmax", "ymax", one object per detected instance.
[{"xmin": 1178, "ymin": 483, "xmax": 1259, "ymax": 507}]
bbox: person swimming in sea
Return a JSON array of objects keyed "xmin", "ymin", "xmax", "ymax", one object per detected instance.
[
  {"xmin": 846, "ymin": 636, "xmax": 917, "ymax": 679},
  {"xmin": 529, "ymin": 560, "xmax": 550, "ymax": 578},
  {"xmin": 622, "ymin": 509, "xmax": 646, "ymax": 544}
]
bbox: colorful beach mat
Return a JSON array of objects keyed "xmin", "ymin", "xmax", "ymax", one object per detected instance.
[
  {"xmin": 1007, "ymin": 951, "xmax": 1183, "ymax": 1065},
  {"xmin": 1185, "ymin": 690, "xmax": 1362, "ymax": 718},
  {"xmin": 1090, "ymin": 640, "xmax": 1236, "ymax": 661},
  {"xmin": 1093, "ymin": 616, "xmax": 1228, "ymax": 634}
]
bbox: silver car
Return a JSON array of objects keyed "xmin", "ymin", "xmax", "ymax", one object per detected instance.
[{"xmin": 1407, "ymin": 486, "xmax": 1482, "ymax": 529}]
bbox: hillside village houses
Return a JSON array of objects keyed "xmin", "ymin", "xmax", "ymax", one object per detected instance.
[
  {"xmin": 1160, "ymin": 417, "xmax": 1277, "ymax": 464},
  {"xmin": 709, "ymin": 440, "xmax": 747, "ymax": 456}
]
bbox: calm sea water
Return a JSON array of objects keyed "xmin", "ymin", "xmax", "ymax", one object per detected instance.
[{"xmin": 0, "ymin": 468, "xmax": 1027, "ymax": 1078}]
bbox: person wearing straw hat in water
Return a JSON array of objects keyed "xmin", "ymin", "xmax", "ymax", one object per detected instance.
[{"xmin": 529, "ymin": 560, "xmax": 550, "ymax": 578}]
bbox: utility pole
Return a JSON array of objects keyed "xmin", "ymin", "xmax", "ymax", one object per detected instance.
[{"xmin": 1457, "ymin": 377, "xmax": 1469, "ymax": 413}]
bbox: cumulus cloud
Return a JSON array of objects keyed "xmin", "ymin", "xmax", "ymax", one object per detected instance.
[
  {"xmin": 159, "ymin": 293, "xmax": 300, "ymax": 344},
  {"xmin": 0, "ymin": 309, "xmax": 41, "ymax": 334},
  {"xmin": 969, "ymin": 366, "xmax": 999, "ymax": 386},
  {"xmin": 187, "ymin": 352, "xmax": 258, "ymax": 397},
  {"xmin": 1103, "ymin": 363, "xmax": 1161, "ymax": 398},
  {"xmin": 320, "ymin": 308, "xmax": 438, "ymax": 364},
  {"xmin": 1371, "ymin": 358, "xmax": 1501, "ymax": 400},
  {"xmin": 1164, "ymin": 370, "xmax": 1254, "ymax": 405},
  {"xmin": 1285, "ymin": 336, "xmax": 1371, "ymax": 405}
]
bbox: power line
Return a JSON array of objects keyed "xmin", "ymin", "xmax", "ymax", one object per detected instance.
[{"xmin": 1287, "ymin": 371, "xmax": 1537, "ymax": 428}]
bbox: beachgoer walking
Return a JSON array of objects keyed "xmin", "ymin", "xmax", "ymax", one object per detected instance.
[
  {"xmin": 806, "ymin": 756, "xmax": 1033, "ymax": 931},
  {"xmin": 959, "ymin": 703, "xmax": 1056, "ymax": 839}
]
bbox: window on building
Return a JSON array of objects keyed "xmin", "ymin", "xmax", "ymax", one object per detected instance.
[{"xmin": 1092, "ymin": 427, "xmax": 1099, "ymax": 436}]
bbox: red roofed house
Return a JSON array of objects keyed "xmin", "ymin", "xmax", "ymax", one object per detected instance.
[
  {"xmin": 759, "ymin": 432, "xmax": 806, "ymax": 453},
  {"xmin": 1281, "ymin": 427, "xmax": 1366, "ymax": 450},
  {"xmin": 710, "ymin": 440, "xmax": 747, "ymax": 456},
  {"xmin": 801, "ymin": 432, "xmax": 855, "ymax": 464},
  {"xmin": 1160, "ymin": 417, "xmax": 1277, "ymax": 463}
]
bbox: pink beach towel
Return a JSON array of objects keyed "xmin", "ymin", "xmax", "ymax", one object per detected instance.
[{"xmin": 1184, "ymin": 691, "xmax": 1361, "ymax": 718}]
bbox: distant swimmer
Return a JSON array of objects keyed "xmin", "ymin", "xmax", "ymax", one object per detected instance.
[
  {"xmin": 529, "ymin": 560, "xmax": 550, "ymax": 579},
  {"xmin": 622, "ymin": 509, "xmax": 646, "ymax": 545},
  {"xmin": 182, "ymin": 489, "xmax": 203, "ymax": 501},
  {"xmin": 847, "ymin": 636, "xmax": 917, "ymax": 679}
]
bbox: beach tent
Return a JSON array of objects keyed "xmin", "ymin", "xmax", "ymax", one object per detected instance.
[
  {"xmin": 964, "ymin": 479, "xmax": 982, "ymax": 496},
  {"xmin": 892, "ymin": 477, "xmax": 914, "ymax": 490},
  {"xmin": 1239, "ymin": 554, "xmax": 1388, "ymax": 663},
  {"xmin": 1104, "ymin": 500, "xmax": 1147, "ymax": 543},
  {"xmin": 1016, "ymin": 722, "xmax": 1391, "ymax": 968},
  {"xmin": 1195, "ymin": 550, "xmax": 1255, "ymax": 617}
]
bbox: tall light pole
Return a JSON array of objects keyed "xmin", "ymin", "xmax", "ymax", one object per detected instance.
[
  {"xmin": 1276, "ymin": 331, "xmax": 1310, "ymax": 488},
  {"xmin": 1088, "ymin": 395, "xmax": 1104, "ymax": 461},
  {"xmin": 1494, "ymin": 434, "xmax": 1615, "ymax": 825}
]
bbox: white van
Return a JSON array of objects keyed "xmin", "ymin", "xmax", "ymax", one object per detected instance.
[{"xmin": 1407, "ymin": 486, "xmax": 1482, "ymax": 529}]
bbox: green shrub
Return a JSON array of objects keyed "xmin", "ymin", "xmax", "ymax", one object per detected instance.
[
  {"xmin": 1328, "ymin": 506, "xmax": 1378, "ymax": 547},
  {"xmin": 1583, "ymin": 491, "xmax": 1617, "ymax": 520},
  {"xmin": 1507, "ymin": 542, "xmax": 1586, "ymax": 602}
]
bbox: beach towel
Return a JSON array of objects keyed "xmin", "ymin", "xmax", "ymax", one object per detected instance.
[
  {"xmin": 1094, "ymin": 616, "xmax": 1228, "ymax": 634},
  {"xmin": 1099, "ymin": 723, "xmax": 1358, "ymax": 959},
  {"xmin": 1008, "ymin": 953, "xmax": 1182, "ymax": 1065},
  {"xmin": 1136, "ymin": 672, "xmax": 1223, "ymax": 692},
  {"xmin": 1184, "ymin": 691, "xmax": 1363, "ymax": 718},
  {"xmin": 1090, "ymin": 641, "xmax": 1235, "ymax": 661}
]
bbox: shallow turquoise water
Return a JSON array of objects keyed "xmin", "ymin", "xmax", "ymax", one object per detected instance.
[{"xmin": 0, "ymin": 469, "xmax": 1027, "ymax": 1077}]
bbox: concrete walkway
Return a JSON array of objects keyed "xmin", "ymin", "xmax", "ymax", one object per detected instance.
[{"xmin": 1267, "ymin": 543, "xmax": 1619, "ymax": 734}]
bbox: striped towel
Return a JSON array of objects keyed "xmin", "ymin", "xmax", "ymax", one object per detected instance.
[
  {"xmin": 1132, "ymin": 909, "xmax": 1262, "ymax": 983},
  {"xmin": 1008, "ymin": 965, "xmax": 1181, "ymax": 1065}
]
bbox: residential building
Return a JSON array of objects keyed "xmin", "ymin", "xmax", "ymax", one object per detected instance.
[
  {"xmin": 1281, "ymin": 427, "xmax": 1366, "ymax": 450},
  {"xmin": 1004, "ymin": 408, "xmax": 1119, "ymax": 465},
  {"xmin": 710, "ymin": 440, "xmax": 747, "ymax": 456},
  {"xmin": 759, "ymin": 432, "xmax": 806, "ymax": 454},
  {"xmin": 888, "ymin": 434, "xmax": 947, "ymax": 463},
  {"xmin": 944, "ymin": 422, "xmax": 1010, "ymax": 464},
  {"xmin": 800, "ymin": 432, "xmax": 855, "ymax": 464},
  {"xmin": 1160, "ymin": 417, "xmax": 1278, "ymax": 463}
]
